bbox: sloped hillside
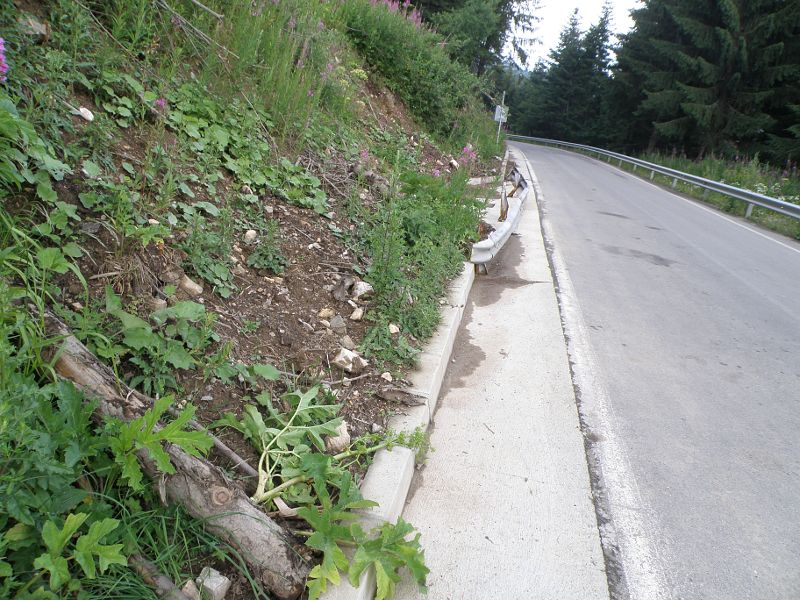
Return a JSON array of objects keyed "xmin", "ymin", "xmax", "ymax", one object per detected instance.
[{"xmin": 0, "ymin": 1, "xmax": 502, "ymax": 598}]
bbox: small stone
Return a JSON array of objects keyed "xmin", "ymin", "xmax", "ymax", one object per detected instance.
[
  {"xmin": 320, "ymin": 319, "xmax": 331, "ymax": 328},
  {"xmin": 325, "ymin": 421, "xmax": 351, "ymax": 453},
  {"xmin": 388, "ymin": 323, "xmax": 400, "ymax": 335},
  {"xmin": 196, "ymin": 567, "xmax": 231, "ymax": 600},
  {"xmin": 381, "ymin": 372, "xmax": 393, "ymax": 382},
  {"xmin": 18, "ymin": 13, "xmax": 48, "ymax": 42},
  {"xmin": 179, "ymin": 275, "xmax": 203, "ymax": 297},
  {"xmin": 78, "ymin": 107, "xmax": 94, "ymax": 122},
  {"xmin": 147, "ymin": 218, "xmax": 160, "ymax": 225},
  {"xmin": 340, "ymin": 335, "xmax": 356, "ymax": 351},
  {"xmin": 332, "ymin": 348, "xmax": 368, "ymax": 374},
  {"xmin": 351, "ymin": 281, "xmax": 374, "ymax": 300},
  {"xmin": 371, "ymin": 423, "xmax": 383, "ymax": 434},
  {"xmin": 318, "ymin": 307, "xmax": 336, "ymax": 319},
  {"xmin": 349, "ymin": 307, "xmax": 364, "ymax": 321},
  {"xmin": 200, "ymin": 395, "xmax": 213, "ymax": 402},
  {"xmin": 232, "ymin": 263, "xmax": 247, "ymax": 276},
  {"xmin": 147, "ymin": 297, "xmax": 168, "ymax": 312},
  {"xmin": 449, "ymin": 158, "xmax": 460, "ymax": 170},
  {"xmin": 161, "ymin": 269, "xmax": 183, "ymax": 284},
  {"xmin": 181, "ymin": 580, "xmax": 200, "ymax": 600},
  {"xmin": 243, "ymin": 229, "xmax": 257, "ymax": 244},
  {"xmin": 71, "ymin": 301, "xmax": 83, "ymax": 311},
  {"xmin": 329, "ymin": 315, "xmax": 347, "ymax": 335}
]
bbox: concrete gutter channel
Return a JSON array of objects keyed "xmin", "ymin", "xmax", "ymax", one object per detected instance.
[{"xmin": 323, "ymin": 146, "xmax": 606, "ymax": 599}]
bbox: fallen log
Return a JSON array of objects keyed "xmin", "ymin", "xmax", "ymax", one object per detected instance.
[{"xmin": 43, "ymin": 311, "xmax": 309, "ymax": 599}]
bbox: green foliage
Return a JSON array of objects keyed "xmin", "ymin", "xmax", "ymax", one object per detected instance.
[
  {"xmin": 216, "ymin": 382, "xmax": 429, "ymax": 600},
  {"xmin": 95, "ymin": 71, "xmax": 156, "ymax": 128},
  {"xmin": 33, "ymin": 513, "xmax": 127, "ymax": 591},
  {"xmin": 178, "ymin": 213, "xmax": 237, "ymax": 299},
  {"xmin": 0, "ymin": 92, "xmax": 71, "ymax": 204},
  {"xmin": 362, "ymin": 169, "xmax": 481, "ymax": 364},
  {"xmin": 109, "ymin": 396, "xmax": 213, "ymax": 491},
  {"xmin": 341, "ymin": 0, "xmax": 481, "ymax": 136},
  {"xmin": 105, "ymin": 287, "xmax": 218, "ymax": 395}
]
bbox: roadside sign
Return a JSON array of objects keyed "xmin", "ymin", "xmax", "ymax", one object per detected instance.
[{"xmin": 494, "ymin": 105, "xmax": 508, "ymax": 123}]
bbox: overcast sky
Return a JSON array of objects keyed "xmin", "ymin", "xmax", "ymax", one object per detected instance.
[{"xmin": 525, "ymin": 0, "xmax": 642, "ymax": 66}]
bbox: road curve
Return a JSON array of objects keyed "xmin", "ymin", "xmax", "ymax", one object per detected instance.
[{"xmin": 514, "ymin": 142, "xmax": 800, "ymax": 599}]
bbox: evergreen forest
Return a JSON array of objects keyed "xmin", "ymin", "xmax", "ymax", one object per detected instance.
[{"xmin": 495, "ymin": 1, "xmax": 800, "ymax": 165}]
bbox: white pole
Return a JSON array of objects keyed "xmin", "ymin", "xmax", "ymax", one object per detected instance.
[{"xmin": 496, "ymin": 90, "xmax": 505, "ymax": 144}]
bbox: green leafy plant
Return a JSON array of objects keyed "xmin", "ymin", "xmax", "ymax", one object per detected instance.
[
  {"xmin": 105, "ymin": 287, "xmax": 217, "ymax": 395},
  {"xmin": 246, "ymin": 220, "xmax": 288, "ymax": 273},
  {"xmin": 178, "ymin": 213, "xmax": 237, "ymax": 298},
  {"xmin": 28, "ymin": 513, "xmax": 127, "ymax": 593},
  {"xmin": 109, "ymin": 396, "xmax": 213, "ymax": 491}
]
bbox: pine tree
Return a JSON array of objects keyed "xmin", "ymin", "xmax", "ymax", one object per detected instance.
[{"xmin": 614, "ymin": 0, "xmax": 800, "ymax": 158}]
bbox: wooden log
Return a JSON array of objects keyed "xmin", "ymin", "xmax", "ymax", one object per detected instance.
[
  {"xmin": 129, "ymin": 554, "xmax": 191, "ymax": 600},
  {"xmin": 43, "ymin": 311, "xmax": 309, "ymax": 600}
]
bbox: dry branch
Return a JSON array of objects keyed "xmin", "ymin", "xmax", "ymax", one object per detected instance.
[{"xmin": 43, "ymin": 311, "xmax": 309, "ymax": 600}]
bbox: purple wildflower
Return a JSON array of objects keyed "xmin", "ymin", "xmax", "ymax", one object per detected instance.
[
  {"xmin": 0, "ymin": 38, "xmax": 9, "ymax": 83},
  {"xmin": 155, "ymin": 97, "xmax": 167, "ymax": 109},
  {"xmin": 432, "ymin": 168, "xmax": 440, "ymax": 177},
  {"xmin": 318, "ymin": 20, "xmax": 325, "ymax": 31},
  {"xmin": 288, "ymin": 16, "xmax": 296, "ymax": 30},
  {"xmin": 171, "ymin": 14, "xmax": 182, "ymax": 27},
  {"xmin": 307, "ymin": 89, "xmax": 314, "ymax": 97}
]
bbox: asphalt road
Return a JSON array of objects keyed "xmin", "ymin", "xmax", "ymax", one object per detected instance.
[{"xmin": 514, "ymin": 142, "xmax": 800, "ymax": 600}]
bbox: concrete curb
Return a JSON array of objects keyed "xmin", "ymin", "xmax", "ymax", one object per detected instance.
[{"xmin": 322, "ymin": 151, "xmax": 525, "ymax": 600}]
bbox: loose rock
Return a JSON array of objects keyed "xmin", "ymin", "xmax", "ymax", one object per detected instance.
[
  {"xmin": 332, "ymin": 348, "xmax": 368, "ymax": 374},
  {"xmin": 147, "ymin": 296, "xmax": 168, "ymax": 313},
  {"xmin": 329, "ymin": 315, "xmax": 347, "ymax": 335},
  {"xmin": 351, "ymin": 281, "xmax": 374, "ymax": 301},
  {"xmin": 325, "ymin": 421, "xmax": 351, "ymax": 453},
  {"xmin": 243, "ymin": 229, "xmax": 258, "ymax": 244},
  {"xmin": 78, "ymin": 107, "xmax": 94, "ymax": 122},
  {"xmin": 340, "ymin": 335, "xmax": 356, "ymax": 351},
  {"xmin": 388, "ymin": 323, "xmax": 400, "ymax": 335},
  {"xmin": 349, "ymin": 307, "xmax": 364, "ymax": 321},
  {"xmin": 196, "ymin": 567, "xmax": 231, "ymax": 600},
  {"xmin": 179, "ymin": 275, "xmax": 204, "ymax": 297},
  {"xmin": 181, "ymin": 580, "xmax": 200, "ymax": 600},
  {"xmin": 380, "ymin": 372, "xmax": 393, "ymax": 383},
  {"xmin": 318, "ymin": 307, "xmax": 336, "ymax": 319},
  {"xmin": 18, "ymin": 13, "xmax": 49, "ymax": 42}
]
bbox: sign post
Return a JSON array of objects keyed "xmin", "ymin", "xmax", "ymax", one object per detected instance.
[{"xmin": 494, "ymin": 91, "xmax": 507, "ymax": 143}]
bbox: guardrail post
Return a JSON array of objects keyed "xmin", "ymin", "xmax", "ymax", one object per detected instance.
[
  {"xmin": 650, "ymin": 170, "xmax": 655, "ymax": 180},
  {"xmin": 745, "ymin": 203, "xmax": 754, "ymax": 219},
  {"xmin": 702, "ymin": 189, "xmax": 709, "ymax": 200},
  {"xmin": 618, "ymin": 159, "xmax": 623, "ymax": 167},
  {"xmin": 632, "ymin": 164, "xmax": 637, "ymax": 172},
  {"xmin": 671, "ymin": 177, "xmax": 678, "ymax": 188}
]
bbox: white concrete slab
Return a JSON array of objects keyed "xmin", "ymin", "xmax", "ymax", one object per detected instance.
[{"xmin": 395, "ymin": 150, "xmax": 609, "ymax": 599}]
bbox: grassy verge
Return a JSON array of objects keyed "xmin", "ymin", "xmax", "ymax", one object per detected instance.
[{"xmin": 634, "ymin": 153, "xmax": 800, "ymax": 240}]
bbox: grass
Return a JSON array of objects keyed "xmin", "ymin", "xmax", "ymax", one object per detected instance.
[{"xmin": 621, "ymin": 153, "xmax": 800, "ymax": 239}]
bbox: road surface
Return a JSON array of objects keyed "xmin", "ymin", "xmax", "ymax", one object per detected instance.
[{"xmin": 515, "ymin": 142, "xmax": 800, "ymax": 599}]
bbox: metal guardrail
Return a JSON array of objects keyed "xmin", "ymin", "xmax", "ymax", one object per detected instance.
[{"xmin": 507, "ymin": 135, "xmax": 800, "ymax": 221}]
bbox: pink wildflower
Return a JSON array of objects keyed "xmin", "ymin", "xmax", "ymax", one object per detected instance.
[
  {"xmin": 307, "ymin": 89, "xmax": 315, "ymax": 97},
  {"xmin": 360, "ymin": 148, "xmax": 370, "ymax": 161},
  {"xmin": 0, "ymin": 38, "xmax": 9, "ymax": 83},
  {"xmin": 155, "ymin": 97, "xmax": 167, "ymax": 109},
  {"xmin": 432, "ymin": 168, "xmax": 440, "ymax": 177}
]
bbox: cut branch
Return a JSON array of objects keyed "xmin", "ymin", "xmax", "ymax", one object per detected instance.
[{"xmin": 43, "ymin": 311, "xmax": 309, "ymax": 600}]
